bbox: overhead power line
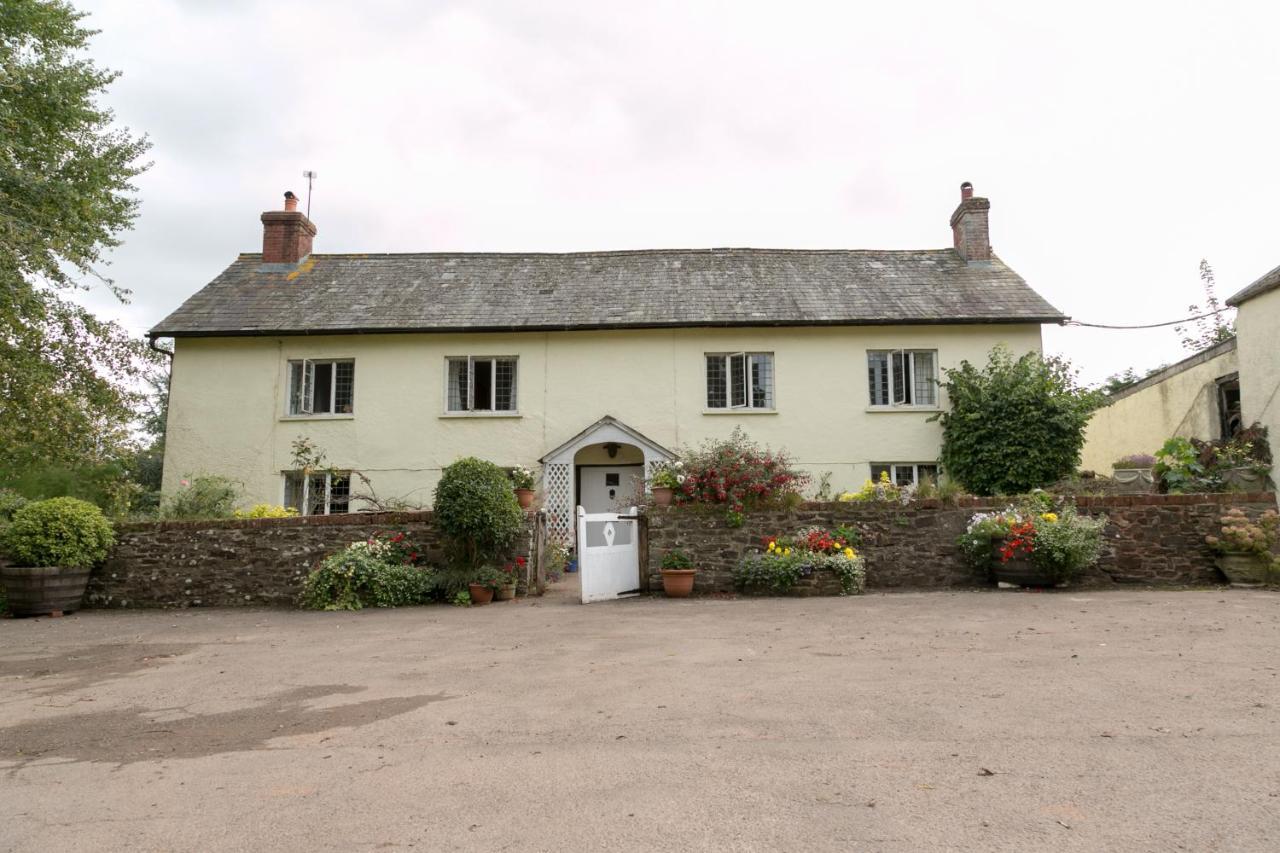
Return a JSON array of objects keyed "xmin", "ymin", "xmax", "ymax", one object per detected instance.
[{"xmin": 1065, "ymin": 307, "xmax": 1234, "ymax": 330}]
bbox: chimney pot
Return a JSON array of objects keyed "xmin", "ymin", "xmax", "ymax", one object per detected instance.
[
  {"xmin": 283, "ymin": 190, "xmax": 298, "ymax": 212},
  {"xmin": 960, "ymin": 181, "xmax": 974, "ymax": 201}
]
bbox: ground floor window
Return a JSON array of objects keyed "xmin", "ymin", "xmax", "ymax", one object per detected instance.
[
  {"xmin": 283, "ymin": 471, "xmax": 351, "ymax": 515},
  {"xmin": 870, "ymin": 462, "xmax": 939, "ymax": 487}
]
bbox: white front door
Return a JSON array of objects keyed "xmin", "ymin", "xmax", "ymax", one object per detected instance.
[{"xmin": 578, "ymin": 465, "xmax": 644, "ymax": 515}]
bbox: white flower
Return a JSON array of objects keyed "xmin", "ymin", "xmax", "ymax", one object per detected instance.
[{"xmin": 677, "ymin": 474, "xmax": 687, "ymax": 484}]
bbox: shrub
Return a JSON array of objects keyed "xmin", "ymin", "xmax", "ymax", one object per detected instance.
[
  {"xmin": 434, "ymin": 458, "xmax": 525, "ymax": 568},
  {"xmin": 1206, "ymin": 508, "xmax": 1279, "ymax": 556},
  {"xmin": 1113, "ymin": 454, "xmax": 1156, "ymax": 469},
  {"xmin": 161, "ymin": 475, "xmax": 240, "ymax": 519},
  {"xmin": 958, "ymin": 501, "xmax": 1105, "ymax": 584},
  {"xmin": 2, "ymin": 497, "xmax": 115, "ymax": 569},
  {"xmin": 0, "ymin": 488, "xmax": 29, "ymax": 520},
  {"xmin": 674, "ymin": 428, "xmax": 808, "ymax": 525},
  {"xmin": 233, "ymin": 503, "xmax": 298, "ymax": 519},
  {"xmin": 936, "ymin": 346, "xmax": 1103, "ymax": 496},
  {"xmin": 735, "ymin": 527, "xmax": 865, "ymax": 595},
  {"xmin": 660, "ymin": 549, "xmax": 692, "ymax": 570},
  {"xmin": 1153, "ymin": 437, "xmax": 1207, "ymax": 493},
  {"xmin": 300, "ymin": 540, "xmax": 434, "ymax": 611},
  {"xmin": 840, "ymin": 470, "xmax": 913, "ymax": 504}
]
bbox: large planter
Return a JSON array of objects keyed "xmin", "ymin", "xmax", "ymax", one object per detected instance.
[
  {"xmin": 0, "ymin": 565, "xmax": 92, "ymax": 617},
  {"xmin": 1221, "ymin": 468, "xmax": 1267, "ymax": 492},
  {"xmin": 468, "ymin": 583, "xmax": 494, "ymax": 605},
  {"xmin": 514, "ymin": 488, "xmax": 534, "ymax": 509},
  {"xmin": 1214, "ymin": 553, "xmax": 1271, "ymax": 587},
  {"xmin": 660, "ymin": 568, "xmax": 696, "ymax": 597},
  {"xmin": 990, "ymin": 553, "xmax": 1057, "ymax": 588},
  {"xmin": 651, "ymin": 487, "xmax": 674, "ymax": 508},
  {"xmin": 1111, "ymin": 467, "xmax": 1155, "ymax": 494},
  {"xmin": 495, "ymin": 583, "xmax": 517, "ymax": 601}
]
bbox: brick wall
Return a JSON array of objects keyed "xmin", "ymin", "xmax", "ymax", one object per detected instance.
[
  {"xmin": 644, "ymin": 493, "xmax": 1278, "ymax": 594},
  {"xmin": 89, "ymin": 511, "xmax": 532, "ymax": 609}
]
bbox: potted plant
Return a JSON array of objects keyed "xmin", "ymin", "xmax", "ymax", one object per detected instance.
[
  {"xmin": 495, "ymin": 557, "xmax": 525, "ymax": 601},
  {"xmin": 0, "ymin": 497, "xmax": 115, "ymax": 617},
  {"xmin": 1205, "ymin": 508, "xmax": 1278, "ymax": 587},
  {"xmin": 1213, "ymin": 439, "xmax": 1270, "ymax": 492},
  {"xmin": 649, "ymin": 460, "xmax": 683, "ymax": 508},
  {"xmin": 659, "ymin": 549, "xmax": 696, "ymax": 597},
  {"xmin": 510, "ymin": 465, "xmax": 536, "ymax": 509},
  {"xmin": 959, "ymin": 499, "xmax": 1106, "ymax": 588},
  {"xmin": 1111, "ymin": 453, "xmax": 1156, "ymax": 493},
  {"xmin": 467, "ymin": 565, "xmax": 503, "ymax": 605}
]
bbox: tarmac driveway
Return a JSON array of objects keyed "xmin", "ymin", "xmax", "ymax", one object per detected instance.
[{"xmin": 1, "ymin": 588, "xmax": 1278, "ymax": 852}]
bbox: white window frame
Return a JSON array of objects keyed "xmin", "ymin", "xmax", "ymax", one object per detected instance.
[
  {"xmin": 705, "ymin": 352, "xmax": 775, "ymax": 411},
  {"xmin": 282, "ymin": 470, "xmax": 351, "ymax": 516},
  {"xmin": 867, "ymin": 349, "xmax": 938, "ymax": 408},
  {"xmin": 870, "ymin": 462, "xmax": 940, "ymax": 487},
  {"xmin": 444, "ymin": 356, "xmax": 519, "ymax": 414},
  {"xmin": 286, "ymin": 358, "xmax": 355, "ymax": 416}
]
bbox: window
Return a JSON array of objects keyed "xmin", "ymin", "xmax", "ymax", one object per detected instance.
[
  {"xmin": 447, "ymin": 357, "xmax": 518, "ymax": 412},
  {"xmin": 1216, "ymin": 374, "xmax": 1242, "ymax": 440},
  {"xmin": 287, "ymin": 359, "xmax": 354, "ymax": 415},
  {"xmin": 706, "ymin": 352, "xmax": 774, "ymax": 409},
  {"xmin": 283, "ymin": 471, "xmax": 351, "ymax": 516},
  {"xmin": 870, "ymin": 463, "xmax": 940, "ymax": 487},
  {"xmin": 867, "ymin": 350, "xmax": 937, "ymax": 407}
]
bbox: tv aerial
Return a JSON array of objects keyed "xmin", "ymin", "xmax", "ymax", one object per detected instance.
[{"xmin": 302, "ymin": 170, "xmax": 317, "ymax": 218}]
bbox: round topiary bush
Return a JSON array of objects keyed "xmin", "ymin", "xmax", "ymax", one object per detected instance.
[
  {"xmin": 433, "ymin": 457, "xmax": 524, "ymax": 568},
  {"xmin": 2, "ymin": 497, "xmax": 115, "ymax": 569}
]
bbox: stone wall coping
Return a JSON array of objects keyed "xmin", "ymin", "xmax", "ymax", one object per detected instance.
[{"xmin": 113, "ymin": 510, "xmax": 440, "ymax": 533}]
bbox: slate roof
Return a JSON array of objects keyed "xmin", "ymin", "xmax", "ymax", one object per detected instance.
[
  {"xmin": 1226, "ymin": 262, "xmax": 1280, "ymax": 307},
  {"xmin": 149, "ymin": 248, "xmax": 1065, "ymax": 337}
]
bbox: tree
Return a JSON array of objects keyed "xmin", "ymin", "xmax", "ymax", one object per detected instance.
[
  {"xmin": 0, "ymin": 0, "xmax": 154, "ymax": 482},
  {"xmin": 1174, "ymin": 260, "xmax": 1235, "ymax": 352},
  {"xmin": 935, "ymin": 347, "xmax": 1103, "ymax": 496}
]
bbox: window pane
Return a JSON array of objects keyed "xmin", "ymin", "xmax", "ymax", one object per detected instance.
[
  {"xmin": 284, "ymin": 472, "xmax": 304, "ymax": 512},
  {"xmin": 329, "ymin": 474, "xmax": 351, "ymax": 514},
  {"xmin": 867, "ymin": 352, "xmax": 889, "ymax": 406},
  {"xmin": 918, "ymin": 465, "xmax": 939, "ymax": 485},
  {"xmin": 893, "ymin": 465, "xmax": 915, "ymax": 487},
  {"xmin": 312, "ymin": 362, "xmax": 334, "ymax": 413},
  {"xmin": 288, "ymin": 362, "xmax": 304, "ymax": 414},
  {"xmin": 447, "ymin": 358, "xmax": 468, "ymax": 411},
  {"xmin": 307, "ymin": 473, "xmax": 327, "ymax": 516},
  {"xmin": 870, "ymin": 463, "xmax": 891, "ymax": 482},
  {"xmin": 750, "ymin": 354, "xmax": 774, "ymax": 408},
  {"xmin": 912, "ymin": 352, "xmax": 936, "ymax": 406},
  {"xmin": 472, "ymin": 359, "xmax": 493, "ymax": 411},
  {"xmin": 495, "ymin": 359, "xmax": 517, "ymax": 411},
  {"xmin": 335, "ymin": 362, "xmax": 355, "ymax": 413},
  {"xmin": 892, "ymin": 351, "xmax": 912, "ymax": 404},
  {"xmin": 706, "ymin": 356, "xmax": 727, "ymax": 408},
  {"xmin": 730, "ymin": 353, "xmax": 747, "ymax": 408}
]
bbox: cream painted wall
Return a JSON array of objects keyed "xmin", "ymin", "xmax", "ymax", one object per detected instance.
[
  {"xmin": 162, "ymin": 324, "xmax": 1044, "ymax": 508},
  {"xmin": 1080, "ymin": 345, "xmax": 1238, "ymax": 473},
  {"xmin": 1235, "ymin": 287, "xmax": 1280, "ymax": 491}
]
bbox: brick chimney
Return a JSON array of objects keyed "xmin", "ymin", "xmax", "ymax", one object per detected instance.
[
  {"xmin": 260, "ymin": 190, "xmax": 316, "ymax": 264},
  {"xmin": 949, "ymin": 181, "xmax": 991, "ymax": 262}
]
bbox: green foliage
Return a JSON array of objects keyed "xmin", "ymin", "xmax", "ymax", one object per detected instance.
[
  {"xmin": 735, "ymin": 550, "xmax": 866, "ymax": 595},
  {"xmin": 1, "ymin": 0, "xmax": 156, "ymax": 482},
  {"xmin": 839, "ymin": 470, "xmax": 911, "ymax": 503},
  {"xmin": 451, "ymin": 589, "xmax": 472, "ymax": 607},
  {"xmin": 1027, "ymin": 507, "xmax": 1106, "ymax": 583},
  {"xmin": 5, "ymin": 461, "xmax": 141, "ymax": 517},
  {"xmin": 233, "ymin": 504, "xmax": 298, "ymax": 519},
  {"xmin": 958, "ymin": 501, "xmax": 1105, "ymax": 584},
  {"xmin": 660, "ymin": 549, "xmax": 693, "ymax": 570},
  {"xmin": 1174, "ymin": 260, "xmax": 1235, "ymax": 353},
  {"xmin": 935, "ymin": 347, "xmax": 1103, "ymax": 496},
  {"xmin": 160, "ymin": 475, "xmax": 239, "ymax": 520},
  {"xmin": 299, "ymin": 541, "xmax": 435, "ymax": 611},
  {"xmin": 2, "ymin": 496, "xmax": 114, "ymax": 568},
  {"xmin": 673, "ymin": 428, "xmax": 809, "ymax": 525},
  {"xmin": 1153, "ymin": 437, "xmax": 1204, "ymax": 493},
  {"xmin": 470, "ymin": 564, "xmax": 508, "ymax": 591},
  {"xmin": 433, "ymin": 457, "xmax": 524, "ymax": 569},
  {"xmin": 0, "ymin": 488, "xmax": 28, "ymax": 520}
]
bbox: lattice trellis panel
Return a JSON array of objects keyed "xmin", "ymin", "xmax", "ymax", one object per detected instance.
[{"xmin": 543, "ymin": 463, "xmax": 573, "ymax": 542}]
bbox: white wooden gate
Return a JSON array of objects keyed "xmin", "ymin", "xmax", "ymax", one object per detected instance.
[{"xmin": 576, "ymin": 505, "xmax": 641, "ymax": 604}]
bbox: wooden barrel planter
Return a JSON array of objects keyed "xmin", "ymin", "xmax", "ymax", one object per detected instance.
[{"xmin": 0, "ymin": 566, "xmax": 92, "ymax": 616}]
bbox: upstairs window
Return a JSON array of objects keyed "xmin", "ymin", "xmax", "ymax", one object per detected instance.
[
  {"xmin": 288, "ymin": 359, "xmax": 354, "ymax": 415},
  {"xmin": 283, "ymin": 470, "xmax": 351, "ymax": 516},
  {"xmin": 706, "ymin": 352, "xmax": 774, "ymax": 409},
  {"xmin": 867, "ymin": 350, "xmax": 937, "ymax": 407},
  {"xmin": 870, "ymin": 463, "xmax": 940, "ymax": 487},
  {"xmin": 447, "ymin": 356, "xmax": 518, "ymax": 413}
]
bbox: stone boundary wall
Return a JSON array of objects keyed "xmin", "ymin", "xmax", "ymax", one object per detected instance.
[
  {"xmin": 90, "ymin": 511, "xmax": 532, "ymax": 609},
  {"xmin": 644, "ymin": 493, "xmax": 1278, "ymax": 594}
]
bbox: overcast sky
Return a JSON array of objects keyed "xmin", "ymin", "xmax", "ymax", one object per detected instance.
[{"xmin": 74, "ymin": 0, "xmax": 1279, "ymax": 383}]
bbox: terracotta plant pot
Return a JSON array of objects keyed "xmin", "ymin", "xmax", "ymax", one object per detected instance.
[
  {"xmin": 514, "ymin": 488, "xmax": 534, "ymax": 509},
  {"xmin": 495, "ymin": 583, "xmax": 517, "ymax": 601},
  {"xmin": 0, "ymin": 565, "xmax": 92, "ymax": 617},
  {"xmin": 1214, "ymin": 553, "xmax": 1270, "ymax": 587},
  {"xmin": 468, "ymin": 583, "xmax": 494, "ymax": 605},
  {"xmin": 660, "ymin": 568, "xmax": 696, "ymax": 597},
  {"xmin": 651, "ymin": 487, "xmax": 674, "ymax": 508}
]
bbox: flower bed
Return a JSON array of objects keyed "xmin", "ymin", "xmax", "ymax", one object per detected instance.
[
  {"xmin": 958, "ymin": 496, "xmax": 1106, "ymax": 586},
  {"xmin": 734, "ymin": 525, "xmax": 866, "ymax": 595}
]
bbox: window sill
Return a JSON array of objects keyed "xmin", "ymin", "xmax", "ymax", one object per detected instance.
[
  {"xmin": 865, "ymin": 406, "xmax": 942, "ymax": 413},
  {"xmin": 439, "ymin": 412, "xmax": 523, "ymax": 419},
  {"xmin": 280, "ymin": 414, "xmax": 355, "ymax": 421},
  {"xmin": 702, "ymin": 408, "xmax": 778, "ymax": 415}
]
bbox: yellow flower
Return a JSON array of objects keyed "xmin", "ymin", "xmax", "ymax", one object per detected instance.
[
  {"xmin": 783, "ymin": 548, "xmax": 792, "ymax": 556},
  {"xmin": 1041, "ymin": 512, "xmax": 1058, "ymax": 523},
  {"xmin": 843, "ymin": 547, "xmax": 855, "ymax": 558},
  {"xmin": 767, "ymin": 541, "xmax": 776, "ymax": 551}
]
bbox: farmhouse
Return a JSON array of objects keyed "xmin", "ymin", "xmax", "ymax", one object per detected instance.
[{"xmin": 151, "ymin": 183, "xmax": 1064, "ymax": 538}]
